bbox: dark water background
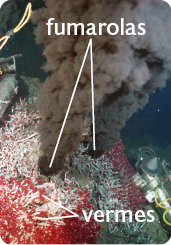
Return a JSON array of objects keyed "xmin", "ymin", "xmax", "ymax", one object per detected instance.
[{"xmin": 121, "ymin": 82, "xmax": 171, "ymax": 148}]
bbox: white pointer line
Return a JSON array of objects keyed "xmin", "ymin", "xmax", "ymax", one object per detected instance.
[
  {"xmin": 90, "ymin": 39, "xmax": 96, "ymax": 151},
  {"xmin": 40, "ymin": 195, "xmax": 79, "ymax": 220},
  {"xmin": 49, "ymin": 38, "xmax": 96, "ymax": 168}
]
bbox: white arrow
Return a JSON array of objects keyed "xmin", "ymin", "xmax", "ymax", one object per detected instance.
[
  {"xmin": 39, "ymin": 195, "xmax": 79, "ymax": 220},
  {"xmin": 49, "ymin": 38, "xmax": 96, "ymax": 168},
  {"xmin": 0, "ymin": 195, "xmax": 79, "ymax": 245}
]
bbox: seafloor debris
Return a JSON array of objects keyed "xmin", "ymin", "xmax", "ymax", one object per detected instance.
[
  {"xmin": 0, "ymin": 73, "xmax": 41, "ymax": 119},
  {"xmin": 0, "ymin": 74, "xmax": 18, "ymax": 119}
]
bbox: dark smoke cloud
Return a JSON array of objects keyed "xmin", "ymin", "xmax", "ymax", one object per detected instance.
[{"xmin": 32, "ymin": 0, "xmax": 171, "ymax": 174}]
